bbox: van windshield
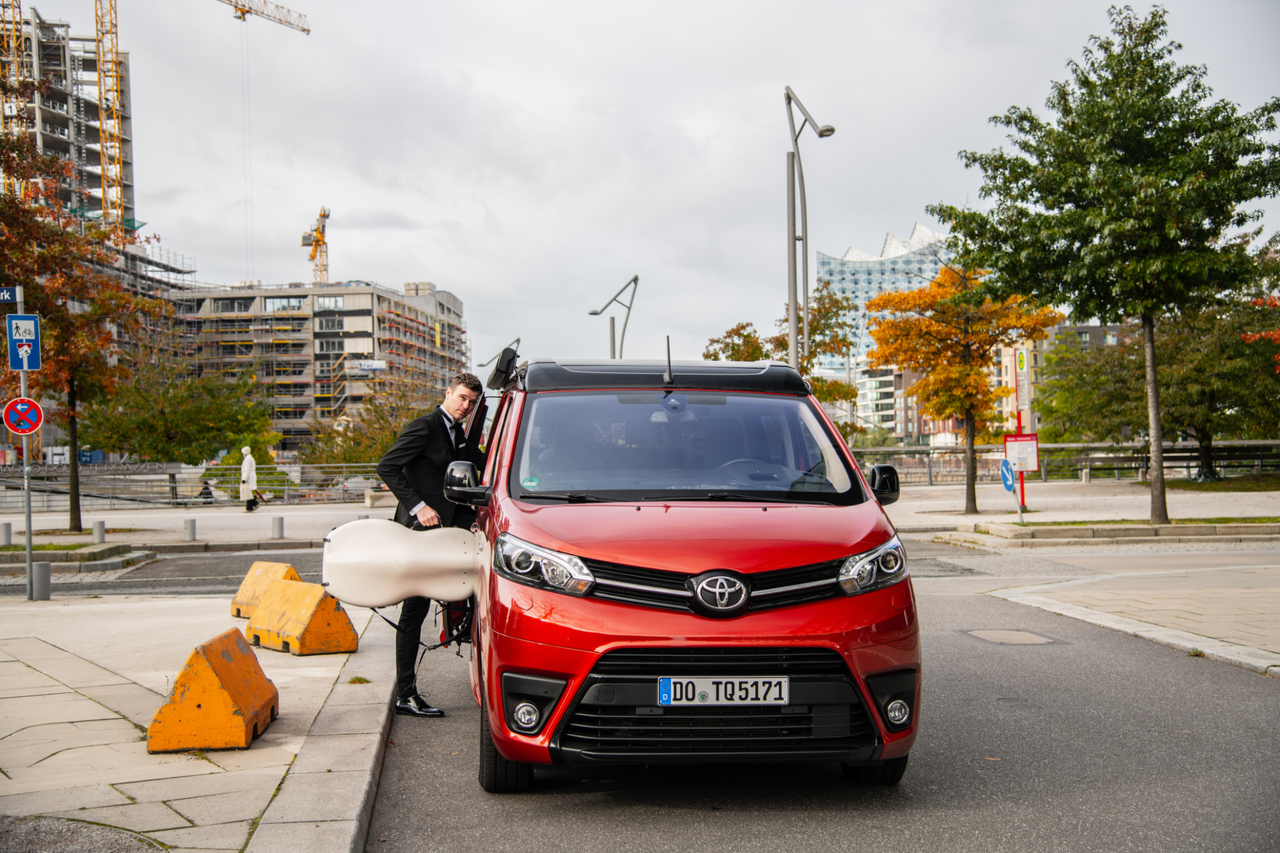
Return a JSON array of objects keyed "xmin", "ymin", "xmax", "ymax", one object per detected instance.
[{"xmin": 509, "ymin": 391, "xmax": 864, "ymax": 504}]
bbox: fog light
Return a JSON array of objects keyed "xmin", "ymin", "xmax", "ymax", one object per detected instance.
[
  {"xmin": 513, "ymin": 702, "xmax": 540, "ymax": 730},
  {"xmin": 885, "ymin": 699, "xmax": 910, "ymax": 725}
]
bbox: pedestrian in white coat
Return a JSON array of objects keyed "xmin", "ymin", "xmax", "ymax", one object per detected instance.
[{"xmin": 240, "ymin": 447, "xmax": 259, "ymax": 512}]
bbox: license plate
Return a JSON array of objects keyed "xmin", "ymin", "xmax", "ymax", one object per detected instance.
[{"xmin": 657, "ymin": 676, "xmax": 789, "ymax": 706}]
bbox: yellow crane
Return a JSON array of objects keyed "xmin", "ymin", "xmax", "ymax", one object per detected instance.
[
  {"xmin": 301, "ymin": 206, "xmax": 329, "ymax": 283},
  {"xmin": 214, "ymin": 0, "xmax": 310, "ymax": 34},
  {"xmin": 94, "ymin": 0, "xmax": 127, "ymax": 236}
]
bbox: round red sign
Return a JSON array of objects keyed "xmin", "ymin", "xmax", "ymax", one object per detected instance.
[{"xmin": 4, "ymin": 397, "xmax": 43, "ymax": 436}]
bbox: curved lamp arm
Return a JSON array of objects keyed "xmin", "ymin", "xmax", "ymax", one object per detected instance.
[
  {"xmin": 784, "ymin": 87, "xmax": 835, "ymax": 362},
  {"xmin": 588, "ymin": 275, "xmax": 640, "ymax": 358}
]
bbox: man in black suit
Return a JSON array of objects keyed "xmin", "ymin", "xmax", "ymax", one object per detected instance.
[{"xmin": 376, "ymin": 372, "xmax": 486, "ymax": 717}]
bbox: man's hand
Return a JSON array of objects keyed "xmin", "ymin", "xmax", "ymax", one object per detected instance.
[{"xmin": 415, "ymin": 505, "xmax": 441, "ymax": 528}]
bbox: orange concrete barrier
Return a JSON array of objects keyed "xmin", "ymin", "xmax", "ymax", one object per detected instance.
[
  {"xmin": 245, "ymin": 579, "xmax": 359, "ymax": 655},
  {"xmin": 231, "ymin": 561, "xmax": 301, "ymax": 618},
  {"xmin": 147, "ymin": 627, "xmax": 278, "ymax": 753}
]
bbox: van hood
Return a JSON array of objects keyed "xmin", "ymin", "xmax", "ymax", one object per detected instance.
[{"xmin": 500, "ymin": 499, "xmax": 894, "ymax": 575}]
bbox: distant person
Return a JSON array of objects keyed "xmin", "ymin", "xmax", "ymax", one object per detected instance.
[
  {"xmin": 376, "ymin": 373, "xmax": 486, "ymax": 718},
  {"xmin": 240, "ymin": 447, "xmax": 258, "ymax": 512},
  {"xmin": 198, "ymin": 480, "xmax": 214, "ymax": 504}
]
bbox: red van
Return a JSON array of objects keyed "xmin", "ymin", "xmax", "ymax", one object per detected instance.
[{"xmin": 327, "ymin": 357, "xmax": 919, "ymax": 793}]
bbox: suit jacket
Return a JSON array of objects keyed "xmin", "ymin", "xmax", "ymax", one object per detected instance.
[{"xmin": 377, "ymin": 406, "xmax": 487, "ymax": 529}]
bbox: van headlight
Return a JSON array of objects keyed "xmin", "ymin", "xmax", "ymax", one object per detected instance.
[
  {"xmin": 492, "ymin": 533, "xmax": 595, "ymax": 597},
  {"xmin": 837, "ymin": 535, "xmax": 908, "ymax": 596}
]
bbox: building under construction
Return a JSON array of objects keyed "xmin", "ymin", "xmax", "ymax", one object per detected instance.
[
  {"xmin": 5, "ymin": 6, "xmax": 137, "ymax": 228},
  {"xmin": 171, "ymin": 281, "xmax": 469, "ymax": 452}
]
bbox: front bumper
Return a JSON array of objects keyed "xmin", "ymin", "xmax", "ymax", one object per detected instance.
[{"xmin": 483, "ymin": 579, "xmax": 920, "ymax": 766}]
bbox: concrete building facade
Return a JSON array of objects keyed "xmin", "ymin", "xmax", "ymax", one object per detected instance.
[
  {"xmin": 173, "ymin": 281, "xmax": 469, "ymax": 452},
  {"xmin": 14, "ymin": 7, "xmax": 136, "ymax": 228}
]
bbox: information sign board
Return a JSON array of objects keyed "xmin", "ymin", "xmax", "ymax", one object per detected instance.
[
  {"xmin": 1004, "ymin": 433, "xmax": 1040, "ymax": 473},
  {"xmin": 1015, "ymin": 349, "xmax": 1030, "ymax": 407},
  {"xmin": 4, "ymin": 397, "xmax": 43, "ymax": 436},
  {"xmin": 6, "ymin": 314, "xmax": 41, "ymax": 371}
]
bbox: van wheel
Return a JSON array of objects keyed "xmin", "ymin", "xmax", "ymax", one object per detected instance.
[
  {"xmin": 478, "ymin": 694, "xmax": 533, "ymax": 793},
  {"xmin": 842, "ymin": 755, "xmax": 908, "ymax": 785}
]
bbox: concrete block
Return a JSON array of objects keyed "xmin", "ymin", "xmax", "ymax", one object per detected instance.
[
  {"xmin": 1217, "ymin": 524, "xmax": 1280, "ymax": 536},
  {"xmin": 232, "ymin": 561, "xmax": 301, "ymax": 620},
  {"xmin": 147, "ymin": 628, "xmax": 279, "ymax": 753},
  {"xmin": 244, "ymin": 580, "xmax": 358, "ymax": 656},
  {"xmin": 364, "ymin": 489, "xmax": 398, "ymax": 508},
  {"xmin": 975, "ymin": 523, "xmax": 1032, "ymax": 539},
  {"xmin": 1031, "ymin": 527, "xmax": 1094, "ymax": 538},
  {"xmin": 1104, "ymin": 525, "xmax": 1157, "ymax": 538}
]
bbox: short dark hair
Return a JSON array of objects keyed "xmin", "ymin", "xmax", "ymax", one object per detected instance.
[{"xmin": 449, "ymin": 372, "xmax": 483, "ymax": 394}]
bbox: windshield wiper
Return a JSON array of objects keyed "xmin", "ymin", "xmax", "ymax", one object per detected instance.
[
  {"xmin": 639, "ymin": 492, "xmax": 827, "ymax": 505},
  {"xmin": 517, "ymin": 492, "xmax": 613, "ymax": 503}
]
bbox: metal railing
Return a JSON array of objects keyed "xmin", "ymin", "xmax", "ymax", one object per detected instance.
[
  {"xmin": 0, "ymin": 463, "xmax": 383, "ymax": 512},
  {"xmin": 850, "ymin": 440, "xmax": 1280, "ymax": 486}
]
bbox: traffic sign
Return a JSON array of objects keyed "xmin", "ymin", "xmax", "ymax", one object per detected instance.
[
  {"xmin": 999, "ymin": 458, "xmax": 1015, "ymax": 492},
  {"xmin": 6, "ymin": 314, "xmax": 41, "ymax": 371},
  {"xmin": 4, "ymin": 397, "xmax": 43, "ymax": 436}
]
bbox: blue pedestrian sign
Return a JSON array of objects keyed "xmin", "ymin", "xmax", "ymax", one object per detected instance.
[
  {"xmin": 6, "ymin": 314, "xmax": 40, "ymax": 371},
  {"xmin": 0, "ymin": 288, "xmax": 18, "ymax": 303},
  {"xmin": 1000, "ymin": 459, "xmax": 1016, "ymax": 492}
]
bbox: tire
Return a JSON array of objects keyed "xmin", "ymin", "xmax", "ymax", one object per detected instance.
[
  {"xmin": 478, "ymin": 692, "xmax": 533, "ymax": 793},
  {"xmin": 842, "ymin": 755, "xmax": 909, "ymax": 785}
]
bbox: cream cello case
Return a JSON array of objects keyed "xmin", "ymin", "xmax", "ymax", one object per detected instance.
[{"xmin": 322, "ymin": 519, "xmax": 482, "ymax": 607}]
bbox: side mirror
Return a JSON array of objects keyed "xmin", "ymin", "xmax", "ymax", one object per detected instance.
[
  {"xmin": 444, "ymin": 461, "xmax": 492, "ymax": 507},
  {"xmin": 868, "ymin": 464, "xmax": 900, "ymax": 506}
]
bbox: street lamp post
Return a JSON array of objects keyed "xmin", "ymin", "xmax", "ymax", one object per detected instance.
[
  {"xmin": 588, "ymin": 275, "xmax": 639, "ymax": 359},
  {"xmin": 784, "ymin": 86, "xmax": 835, "ymax": 369}
]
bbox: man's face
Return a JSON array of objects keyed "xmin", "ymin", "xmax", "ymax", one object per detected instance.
[{"xmin": 442, "ymin": 384, "xmax": 481, "ymax": 421}]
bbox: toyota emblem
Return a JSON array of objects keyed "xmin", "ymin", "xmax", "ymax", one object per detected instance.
[{"xmin": 694, "ymin": 574, "xmax": 748, "ymax": 613}]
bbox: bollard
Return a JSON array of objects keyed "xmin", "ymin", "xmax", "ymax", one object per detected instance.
[
  {"xmin": 1081, "ymin": 465, "xmax": 1091, "ymax": 484},
  {"xmin": 0, "ymin": 522, "xmax": 9, "ymax": 546},
  {"xmin": 184, "ymin": 518, "xmax": 197, "ymax": 542},
  {"xmin": 32, "ymin": 561, "xmax": 50, "ymax": 600},
  {"xmin": 92, "ymin": 520, "xmax": 105, "ymax": 544},
  {"xmin": 271, "ymin": 516, "xmax": 284, "ymax": 540}
]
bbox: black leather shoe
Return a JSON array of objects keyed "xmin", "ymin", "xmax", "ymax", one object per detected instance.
[{"xmin": 395, "ymin": 695, "xmax": 445, "ymax": 717}]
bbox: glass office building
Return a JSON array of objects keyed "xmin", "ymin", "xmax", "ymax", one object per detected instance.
[{"xmin": 815, "ymin": 223, "xmax": 950, "ymax": 369}]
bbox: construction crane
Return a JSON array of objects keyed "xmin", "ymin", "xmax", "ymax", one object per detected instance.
[
  {"xmin": 301, "ymin": 206, "xmax": 329, "ymax": 282},
  {"xmin": 1, "ymin": 0, "xmax": 28, "ymax": 196},
  {"xmin": 214, "ymin": 0, "xmax": 310, "ymax": 34},
  {"xmin": 93, "ymin": 0, "xmax": 127, "ymax": 235}
]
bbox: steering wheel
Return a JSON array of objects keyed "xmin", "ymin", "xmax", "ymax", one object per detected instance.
[{"xmin": 717, "ymin": 458, "xmax": 760, "ymax": 468}]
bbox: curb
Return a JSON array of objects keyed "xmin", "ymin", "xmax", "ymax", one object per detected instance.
[
  {"xmin": 146, "ymin": 540, "xmax": 325, "ymax": 554},
  {"xmin": 245, "ymin": 614, "xmax": 396, "ymax": 853},
  {"xmin": 933, "ymin": 531, "xmax": 1280, "ymax": 548},
  {"xmin": 989, "ymin": 586, "xmax": 1280, "ymax": 677}
]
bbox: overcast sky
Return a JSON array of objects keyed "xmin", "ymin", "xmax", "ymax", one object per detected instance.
[{"xmin": 30, "ymin": 0, "xmax": 1280, "ymax": 372}]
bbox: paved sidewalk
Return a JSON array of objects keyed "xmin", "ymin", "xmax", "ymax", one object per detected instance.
[{"xmin": 0, "ymin": 588, "xmax": 401, "ymax": 853}]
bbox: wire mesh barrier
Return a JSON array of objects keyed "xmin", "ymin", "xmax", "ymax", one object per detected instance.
[{"xmin": 0, "ymin": 462, "xmax": 382, "ymax": 512}]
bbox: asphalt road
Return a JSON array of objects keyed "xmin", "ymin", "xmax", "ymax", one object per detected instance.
[{"xmin": 366, "ymin": 550, "xmax": 1280, "ymax": 853}]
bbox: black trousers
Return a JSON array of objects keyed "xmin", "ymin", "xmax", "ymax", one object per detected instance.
[
  {"xmin": 394, "ymin": 507, "xmax": 476, "ymax": 701},
  {"xmin": 395, "ymin": 595, "xmax": 434, "ymax": 700}
]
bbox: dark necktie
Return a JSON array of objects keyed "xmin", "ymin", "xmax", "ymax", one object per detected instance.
[{"xmin": 451, "ymin": 422, "xmax": 466, "ymax": 459}]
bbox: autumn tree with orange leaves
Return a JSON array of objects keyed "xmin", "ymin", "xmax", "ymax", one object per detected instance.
[
  {"xmin": 704, "ymin": 280, "xmax": 859, "ymax": 439},
  {"xmin": 867, "ymin": 264, "xmax": 1061, "ymax": 514},
  {"xmin": 1, "ymin": 79, "xmax": 163, "ymax": 531}
]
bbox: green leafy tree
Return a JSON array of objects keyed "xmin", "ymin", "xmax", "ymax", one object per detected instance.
[
  {"xmin": 78, "ymin": 325, "xmax": 273, "ymax": 465},
  {"xmin": 1038, "ymin": 301, "xmax": 1280, "ymax": 477},
  {"xmin": 705, "ymin": 280, "xmax": 859, "ymax": 441},
  {"xmin": 931, "ymin": 7, "xmax": 1280, "ymax": 523}
]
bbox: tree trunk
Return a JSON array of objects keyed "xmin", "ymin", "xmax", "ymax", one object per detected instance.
[
  {"xmin": 1141, "ymin": 314, "xmax": 1169, "ymax": 524},
  {"xmin": 67, "ymin": 378, "xmax": 82, "ymax": 532},
  {"xmin": 1196, "ymin": 430, "xmax": 1217, "ymax": 481},
  {"xmin": 964, "ymin": 407, "xmax": 978, "ymax": 514}
]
